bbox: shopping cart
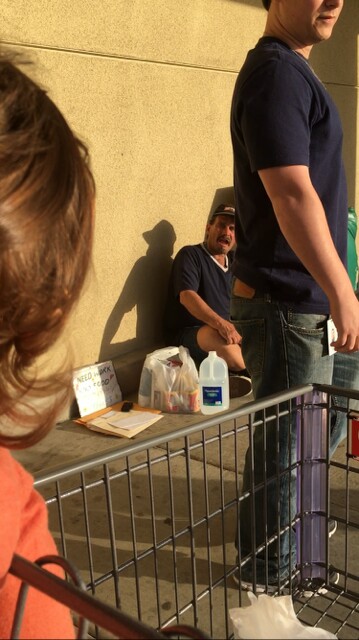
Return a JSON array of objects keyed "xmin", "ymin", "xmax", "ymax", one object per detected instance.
[
  {"xmin": 13, "ymin": 383, "xmax": 359, "ymax": 639},
  {"xmin": 9, "ymin": 553, "xmax": 210, "ymax": 638}
]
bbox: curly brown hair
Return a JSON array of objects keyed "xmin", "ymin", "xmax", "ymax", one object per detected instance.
[{"xmin": 0, "ymin": 52, "xmax": 95, "ymax": 448}]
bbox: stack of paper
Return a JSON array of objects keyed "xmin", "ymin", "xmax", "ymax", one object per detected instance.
[{"xmin": 76, "ymin": 401, "xmax": 162, "ymax": 438}]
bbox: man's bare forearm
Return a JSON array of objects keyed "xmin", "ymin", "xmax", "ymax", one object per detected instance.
[
  {"xmin": 180, "ymin": 290, "xmax": 224, "ymax": 328},
  {"xmin": 179, "ymin": 290, "xmax": 241, "ymax": 344},
  {"xmin": 259, "ymin": 165, "xmax": 359, "ymax": 350}
]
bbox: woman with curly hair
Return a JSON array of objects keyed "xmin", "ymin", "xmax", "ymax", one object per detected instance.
[{"xmin": 0, "ymin": 52, "xmax": 95, "ymax": 638}]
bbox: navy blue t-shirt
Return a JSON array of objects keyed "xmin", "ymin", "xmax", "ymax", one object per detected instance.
[
  {"xmin": 230, "ymin": 37, "xmax": 348, "ymax": 312},
  {"xmin": 163, "ymin": 243, "xmax": 232, "ymax": 338}
]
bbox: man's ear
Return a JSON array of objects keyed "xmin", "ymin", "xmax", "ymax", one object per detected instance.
[{"xmin": 204, "ymin": 223, "xmax": 212, "ymax": 239}]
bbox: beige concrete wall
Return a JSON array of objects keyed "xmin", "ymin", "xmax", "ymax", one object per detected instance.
[
  {"xmin": 1, "ymin": 1, "xmax": 358, "ymax": 399},
  {"xmin": 311, "ymin": 0, "xmax": 359, "ymax": 209}
]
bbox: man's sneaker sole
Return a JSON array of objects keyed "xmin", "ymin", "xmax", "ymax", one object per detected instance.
[
  {"xmin": 233, "ymin": 570, "xmax": 293, "ymax": 595},
  {"xmin": 328, "ymin": 519, "xmax": 337, "ymax": 537},
  {"xmin": 299, "ymin": 571, "xmax": 339, "ymax": 598},
  {"xmin": 229, "ymin": 375, "xmax": 252, "ymax": 399},
  {"xmin": 233, "ymin": 570, "xmax": 339, "ymax": 597}
]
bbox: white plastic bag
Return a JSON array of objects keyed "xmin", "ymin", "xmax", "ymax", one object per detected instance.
[
  {"xmin": 138, "ymin": 346, "xmax": 199, "ymax": 413},
  {"xmin": 229, "ymin": 592, "xmax": 337, "ymax": 639}
]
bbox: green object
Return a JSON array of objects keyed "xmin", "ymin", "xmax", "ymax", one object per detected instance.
[{"xmin": 348, "ymin": 206, "xmax": 358, "ymax": 290}]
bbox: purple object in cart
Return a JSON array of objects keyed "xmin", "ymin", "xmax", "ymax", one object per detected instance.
[{"xmin": 296, "ymin": 389, "xmax": 329, "ymax": 582}]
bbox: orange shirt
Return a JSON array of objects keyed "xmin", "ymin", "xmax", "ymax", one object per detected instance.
[{"xmin": 0, "ymin": 448, "xmax": 75, "ymax": 639}]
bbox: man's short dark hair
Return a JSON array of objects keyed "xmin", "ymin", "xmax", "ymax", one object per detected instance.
[{"xmin": 262, "ymin": 0, "xmax": 271, "ymax": 9}]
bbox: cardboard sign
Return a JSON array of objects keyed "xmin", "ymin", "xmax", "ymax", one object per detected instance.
[{"xmin": 72, "ymin": 360, "xmax": 122, "ymax": 417}]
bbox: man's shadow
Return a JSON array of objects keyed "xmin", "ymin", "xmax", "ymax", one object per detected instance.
[{"xmin": 99, "ymin": 219, "xmax": 176, "ymax": 361}]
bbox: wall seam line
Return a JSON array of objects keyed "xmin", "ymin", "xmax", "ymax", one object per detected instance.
[{"xmin": 2, "ymin": 39, "xmax": 240, "ymax": 75}]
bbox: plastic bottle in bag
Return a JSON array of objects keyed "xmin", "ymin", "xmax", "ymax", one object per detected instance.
[
  {"xmin": 199, "ymin": 351, "xmax": 229, "ymax": 414},
  {"xmin": 138, "ymin": 347, "xmax": 180, "ymax": 407}
]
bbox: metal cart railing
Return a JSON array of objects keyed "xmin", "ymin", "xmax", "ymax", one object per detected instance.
[
  {"xmin": 12, "ymin": 383, "xmax": 359, "ymax": 639},
  {"xmin": 9, "ymin": 553, "xmax": 210, "ymax": 639}
]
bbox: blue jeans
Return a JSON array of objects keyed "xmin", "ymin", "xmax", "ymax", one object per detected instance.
[
  {"xmin": 330, "ymin": 350, "xmax": 359, "ymax": 454},
  {"xmin": 231, "ymin": 292, "xmax": 359, "ymax": 583}
]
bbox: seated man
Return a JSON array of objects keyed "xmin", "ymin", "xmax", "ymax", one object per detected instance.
[{"xmin": 163, "ymin": 204, "xmax": 251, "ymax": 398}]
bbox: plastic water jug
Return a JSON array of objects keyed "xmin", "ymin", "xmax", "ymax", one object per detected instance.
[{"xmin": 199, "ymin": 351, "xmax": 229, "ymax": 414}]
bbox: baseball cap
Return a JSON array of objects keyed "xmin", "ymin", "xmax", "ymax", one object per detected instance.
[{"xmin": 209, "ymin": 203, "xmax": 235, "ymax": 223}]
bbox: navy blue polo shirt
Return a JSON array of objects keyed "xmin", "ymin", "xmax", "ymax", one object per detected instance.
[
  {"xmin": 231, "ymin": 37, "xmax": 348, "ymax": 312},
  {"xmin": 164, "ymin": 243, "xmax": 232, "ymax": 339}
]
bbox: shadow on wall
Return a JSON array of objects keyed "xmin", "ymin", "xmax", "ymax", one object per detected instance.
[
  {"xmin": 98, "ymin": 187, "xmax": 234, "ymax": 363},
  {"xmin": 99, "ymin": 219, "xmax": 176, "ymax": 361}
]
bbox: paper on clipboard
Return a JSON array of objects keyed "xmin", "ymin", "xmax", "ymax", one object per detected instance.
[
  {"xmin": 94, "ymin": 410, "xmax": 159, "ymax": 431},
  {"xmin": 75, "ymin": 401, "xmax": 163, "ymax": 438}
]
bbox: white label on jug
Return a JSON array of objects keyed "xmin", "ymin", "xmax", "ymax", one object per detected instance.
[{"xmin": 202, "ymin": 386, "xmax": 223, "ymax": 406}]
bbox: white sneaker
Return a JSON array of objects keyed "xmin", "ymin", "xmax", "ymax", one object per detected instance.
[{"xmin": 233, "ymin": 569, "xmax": 339, "ymax": 597}]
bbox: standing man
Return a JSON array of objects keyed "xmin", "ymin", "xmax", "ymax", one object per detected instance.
[
  {"xmin": 164, "ymin": 204, "xmax": 251, "ymax": 398},
  {"xmin": 230, "ymin": 0, "xmax": 359, "ymax": 592}
]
